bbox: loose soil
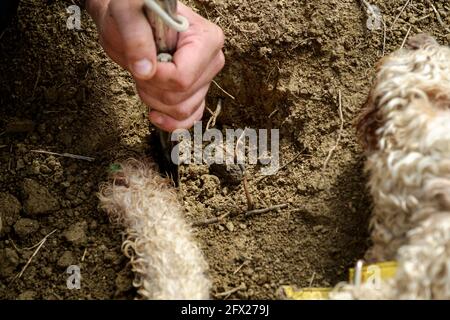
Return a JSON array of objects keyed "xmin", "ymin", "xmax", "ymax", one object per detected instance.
[{"xmin": 0, "ymin": 0, "xmax": 449, "ymax": 300}]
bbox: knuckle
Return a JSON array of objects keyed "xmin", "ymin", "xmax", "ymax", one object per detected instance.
[
  {"xmin": 173, "ymin": 105, "xmax": 193, "ymax": 120},
  {"xmin": 214, "ymin": 25, "xmax": 225, "ymax": 49},
  {"xmin": 136, "ymin": 86, "xmax": 148, "ymax": 100},
  {"xmin": 160, "ymin": 92, "xmax": 182, "ymax": 106},
  {"xmin": 108, "ymin": 0, "xmax": 123, "ymax": 19},
  {"xmin": 217, "ymin": 51, "xmax": 226, "ymax": 70},
  {"xmin": 126, "ymin": 37, "xmax": 147, "ymax": 52},
  {"xmin": 137, "ymin": 88, "xmax": 155, "ymax": 107},
  {"xmin": 174, "ymin": 77, "xmax": 193, "ymax": 92}
]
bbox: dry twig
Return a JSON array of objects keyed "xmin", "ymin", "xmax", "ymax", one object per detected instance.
[
  {"xmin": 10, "ymin": 229, "xmax": 57, "ymax": 284},
  {"xmin": 391, "ymin": 0, "xmax": 411, "ymax": 30},
  {"xmin": 206, "ymin": 99, "xmax": 223, "ymax": 131},
  {"xmin": 242, "ymin": 174, "xmax": 255, "ymax": 211},
  {"xmin": 233, "ymin": 261, "xmax": 249, "ymax": 275},
  {"xmin": 215, "ymin": 283, "xmax": 246, "ymax": 299},
  {"xmin": 81, "ymin": 248, "xmax": 88, "ymax": 262},
  {"xmin": 401, "ymin": 25, "xmax": 413, "ymax": 49},
  {"xmin": 309, "ymin": 272, "xmax": 316, "ymax": 287},
  {"xmin": 193, "ymin": 203, "xmax": 288, "ymax": 226},
  {"xmin": 31, "ymin": 150, "xmax": 95, "ymax": 162},
  {"xmin": 382, "ymin": 20, "xmax": 387, "ymax": 56},
  {"xmin": 427, "ymin": 0, "xmax": 450, "ymax": 33},
  {"xmin": 212, "ymin": 80, "xmax": 235, "ymax": 100},
  {"xmin": 192, "ymin": 212, "xmax": 231, "ymax": 227},
  {"xmin": 268, "ymin": 109, "xmax": 279, "ymax": 118}
]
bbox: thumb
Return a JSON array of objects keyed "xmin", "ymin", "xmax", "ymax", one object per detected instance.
[{"xmin": 109, "ymin": 0, "xmax": 157, "ymax": 80}]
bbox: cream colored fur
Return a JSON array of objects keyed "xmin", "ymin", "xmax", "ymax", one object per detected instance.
[
  {"xmin": 332, "ymin": 34, "xmax": 450, "ymax": 299},
  {"xmin": 99, "ymin": 159, "xmax": 211, "ymax": 300}
]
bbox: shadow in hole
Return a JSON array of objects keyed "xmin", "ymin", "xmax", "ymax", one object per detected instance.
[
  {"xmin": 323, "ymin": 155, "xmax": 372, "ymax": 283},
  {"xmin": 294, "ymin": 156, "xmax": 372, "ymax": 284}
]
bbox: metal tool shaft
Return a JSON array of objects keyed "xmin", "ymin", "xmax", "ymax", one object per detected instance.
[
  {"xmin": 145, "ymin": 0, "xmax": 179, "ymax": 54},
  {"xmin": 145, "ymin": 0, "xmax": 181, "ymax": 184}
]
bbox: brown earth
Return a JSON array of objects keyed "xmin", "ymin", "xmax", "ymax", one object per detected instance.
[{"xmin": 0, "ymin": 0, "xmax": 449, "ymax": 300}]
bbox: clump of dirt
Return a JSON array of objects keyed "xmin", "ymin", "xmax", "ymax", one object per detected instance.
[{"xmin": 1, "ymin": 0, "xmax": 449, "ymax": 300}]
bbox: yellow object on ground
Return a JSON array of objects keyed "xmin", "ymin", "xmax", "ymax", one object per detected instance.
[
  {"xmin": 281, "ymin": 286, "xmax": 331, "ymax": 300},
  {"xmin": 348, "ymin": 261, "xmax": 397, "ymax": 284},
  {"xmin": 282, "ymin": 261, "xmax": 398, "ymax": 300}
]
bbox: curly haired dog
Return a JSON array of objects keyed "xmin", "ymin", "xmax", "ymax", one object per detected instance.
[
  {"xmin": 331, "ymin": 34, "xmax": 450, "ymax": 299},
  {"xmin": 99, "ymin": 159, "xmax": 210, "ymax": 300}
]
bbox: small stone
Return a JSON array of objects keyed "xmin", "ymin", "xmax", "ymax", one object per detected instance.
[
  {"xmin": 200, "ymin": 174, "xmax": 221, "ymax": 198},
  {"xmin": 61, "ymin": 181, "xmax": 70, "ymax": 188},
  {"xmin": 239, "ymin": 223, "xmax": 247, "ymax": 230},
  {"xmin": 218, "ymin": 225, "xmax": 225, "ymax": 231},
  {"xmin": 104, "ymin": 251, "xmax": 116, "ymax": 262},
  {"xmin": 63, "ymin": 221, "xmax": 87, "ymax": 246},
  {"xmin": 17, "ymin": 290, "xmax": 36, "ymax": 300},
  {"xmin": 259, "ymin": 46, "xmax": 272, "ymax": 57},
  {"xmin": 313, "ymin": 225, "xmax": 326, "ymax": 233},
  {"xmin": 57, "ymin": 251, "xmax": 76, "ymax": 268},
  {"xmin": 222, "ymin": 187, "xmax": 229, "ymax": 196},
  {"xmin": 0, "ymin": 248, "xmax": 19, "ymax": 278},
  {"xmin": 0, "ymin": 192, "xmax": 22, "ymax": 237},
  {"xmin": 31, "ymin": 160, "xmax": 41, "ymax": 175},
  {"xmin": 226, "ymin": 222, "xmax": 235, "ymax": 232},
  {"xmin": 45, "ymin": 156, "xmax": 59, "ymax": 170},
  {"xmin": 39, "ymin": 164, "xmax": 52, "ymax": 174},
  {"xmin": 14, "ymin": 218, "xmax": 39, "ymax": 238},
  {"xmin": 22, "ymin": 179, "xmax": 59, "ymax": 215}
]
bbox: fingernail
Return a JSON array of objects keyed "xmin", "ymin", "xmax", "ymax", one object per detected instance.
[{"xmin": 132, "ymin": 59, "xmax": 153, "ymax": 78}]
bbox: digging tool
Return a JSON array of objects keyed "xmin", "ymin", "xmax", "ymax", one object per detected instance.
[{"xmin": 144, "ymin": 0, "xmax": 189, "ymax": 185}]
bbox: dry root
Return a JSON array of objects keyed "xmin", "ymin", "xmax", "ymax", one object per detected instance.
[{"xmin": 99, "ymin": 159, "xmax": 210, "ymax": 300}]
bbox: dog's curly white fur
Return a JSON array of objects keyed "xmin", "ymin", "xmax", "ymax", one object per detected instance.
[
  {"xmin": 99, "ymin": 159, "xmax": 211, "ymax": 300},
  {"xmin": 332, "ymin": 34, "xmax": 450, "ymax": 299}
]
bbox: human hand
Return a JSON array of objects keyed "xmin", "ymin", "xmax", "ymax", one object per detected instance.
[{"xmin": 87, "ymin": 0, "xmax": 225, "ymax": 131}]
